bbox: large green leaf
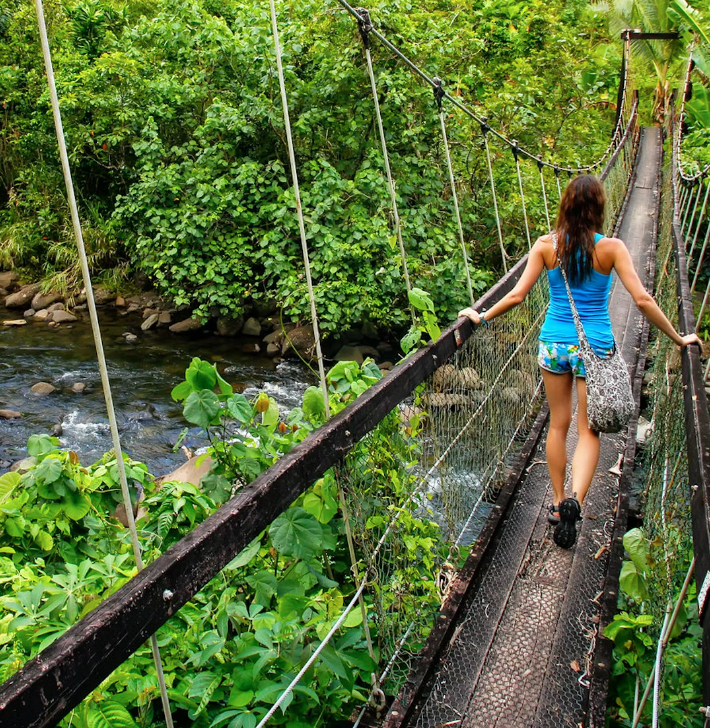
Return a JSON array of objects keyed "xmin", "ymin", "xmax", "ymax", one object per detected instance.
[
  {"xmin": 227, "ymin": 393, "xmax": 253, "ymax": 424},
  {"xmin": 27, "ymin": 434, "xmax": 56, "ymax": 457},
  {"xmin": 619, "ymin": 560, "xmax": 648, "ymax": 602},
  {"xmin": 408, "ymin": 287, "xmax": 435, "ymax": 312},
  {"xmin": 186, "ymin": 357, "xmax": 217, "ymax": 391},
  {"xmin": 0, "ymin": 472, "xmax": 20, "ymax": 505},
  {"xmin": 35, "ymin": 457, "xmax": 64, "ymax": 485},
  {"xmin": 63, "ymin": 490, "xmax": 92, "ymax": 521},
  {"xmin": 87, "ymin": 702, "xmax": 138, "ymax": 728},
  {"xmin": 262, "ymin": 397, "xmax": 279, "ymax": 427},
  {"xmin": 245, "ymin": 570, "xmax": 278, "ymax": 606},
  {"xmin": 269, "ymin": 507, "xmax": 323, "ymax": 560},
  {"xmin": 184, "ymin": 390, "xmax": 221, "ymax": 429},
  {"xmin": 623, "ymin": 528, "xmax": 650, "ymax": 575},
  {"xmin": 302, "ymin": 386, "xmax": 325, "ymax": 420}
]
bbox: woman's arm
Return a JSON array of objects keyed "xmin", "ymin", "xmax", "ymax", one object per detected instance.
[
  {"xmin": 612, "ymin": 238, "xmax": 700, "ymax": 347},
  {"xmin": 458, "ymin": 238, "xmax": 547, "ymax": 324}
]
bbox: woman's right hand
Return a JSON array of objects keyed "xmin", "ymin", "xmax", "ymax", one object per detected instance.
[{"xmin": 679, "ymin": 333, "xmax": 702, "ymax": 347}]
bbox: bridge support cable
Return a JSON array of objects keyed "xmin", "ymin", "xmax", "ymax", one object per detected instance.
[
  {"xmin": 357, "ymin": 9, "xmax": 413, "ymax": 308},
  {"xmin": 512, "ymin": 142, "xmax": 532, "ymax": 250},
  {"xmin": 691, "ymin": 222, "xmax": 710, "ymax": 293},
  {"xmin": 482, "ymin": 126, "xmax": 509, "ymax": 271},
  {"xmin": 32, "ymin": 2, "xmax": 176, "ymax": 727},
  {"xmin": 688, "ymin": 182, "xmax": 710, "ymax": 262},
  {"xmin": 268, "ymin": 0, "xmax": 330, "ymax": 417},
  {"xmin": 538, "ymin": 161, "xmax": 552, "ymax": 231},
  {"xmin": 554, "ymin": 165, "xmax": 563, "ymax": 201},
  {"xmin": 433, "ymin": 77, "xmax": 475, "ymax": 305},
  {"xmin": 683, "ymin": 182, "xmax": 703, "ymax": 238}
]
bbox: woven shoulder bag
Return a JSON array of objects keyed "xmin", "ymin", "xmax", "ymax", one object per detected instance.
[{"xmin": 554, "ymin": 237, "xmax": 635, "ymax": 433}]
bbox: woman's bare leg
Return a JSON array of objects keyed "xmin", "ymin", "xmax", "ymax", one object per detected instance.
[
  {"xmin": 571, "ymin": 377, "xmax": 600, "ymax": 505},
  {"xmin": 542, "ymin": 369, "xmax": 574, "ymax": 505}
]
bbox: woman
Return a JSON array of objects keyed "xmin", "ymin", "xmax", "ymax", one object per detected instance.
[{"xmin": 458, "ymin": 175, "xmax": 699, "ymax": 549}]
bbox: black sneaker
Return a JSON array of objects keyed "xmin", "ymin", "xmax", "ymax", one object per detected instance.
[
  {"xmin": 553, "ymin": 497, "xmax": 581, "ymax": 549},
  {"xmin": 547, "ymin": 503, "xmax": 560, "ymax": 525}
]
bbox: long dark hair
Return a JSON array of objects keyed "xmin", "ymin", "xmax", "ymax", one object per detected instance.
[{"xmin": 555, "ymin": 175, "xmax": 605, "ymax": 285}]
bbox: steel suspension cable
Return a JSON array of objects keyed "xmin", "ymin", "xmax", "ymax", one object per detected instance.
[
  {"xmin": 555, "ymin": 166, "xmax": 563, "ymax": 202},
  {"xmin": 268, "ymin": 0, "xmax": 330, "ymax": 417},
  {"xmin": 683, "ymin": 183, "xmax": 703, "ymax": 240},
  {"xmin": 33, "ymin": 2, "xmax": 175, "ymax": 725},
  {"xmin": 512, "ymin": 141, "xmax": 532, "ymax": 249},
  {"xmin": 538, "ymin": 161, "xmax": 551, "ymax": 231},
  {"xmin": 680, "ymin": 184, "xmax": 695, "ymax": 231},
  {"xmin": 688, "ymin": 182, "xmax": 710, "ymax": 262},
  {"xmin": 269, "ymin": 0, "xmax": 378, "ymax": 678},
  {"xmin": 433, "ymin": 78, "xmax": 474, "ymax": 305},
  {"xmin": 691, "ymin": 223, "xmax": 710, "ymax": 293},
  {"xmin": 358, "ymin": 10, "xmax": 412, "ymax": 303},
  {"xmin": 482, "ymin": 127, "xmax": 509, "ymax": 271}
]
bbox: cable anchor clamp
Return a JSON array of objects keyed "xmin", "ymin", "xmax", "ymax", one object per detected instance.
[
  {"xmin": 511, "ymin": 139, "xmax": 520, "ymax": 162},
  {"xmin": 480, "ymin": 117, "xmax": 490, "ymax": 136},
  {"xmin": 537, "ymin": 159, "xmax": 544, "ymax": 171},
  {"xmin": 432, "ymin": 76, "xmax": 445, "ymax": 111},
  {"xmin": 356, "ymin": 7, "xmax": 373, "ymax": 48}
]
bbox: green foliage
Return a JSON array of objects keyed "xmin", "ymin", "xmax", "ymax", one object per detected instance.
[
  {"xmin": 0, "ymin": 356, "xmax": 446, "ymax": 726},
  {"xmin": 1, "ymin": 0, "xmax": 616, "ymax": 332},
  {"xmin": 400, "ymin": 287, "xmax": 442, "ymax": 354},
  {"xmin": 604, "ymin": 527, "xmax": 703, "ymax": 727}
]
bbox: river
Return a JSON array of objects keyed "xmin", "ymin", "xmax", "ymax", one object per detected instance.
[{"xmin": 0, "ymin": 306, "xmax": 315, "ymax": 476}]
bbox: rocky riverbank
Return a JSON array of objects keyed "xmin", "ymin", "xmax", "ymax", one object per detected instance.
[{"xmin": 0, "ymin": 272, "xmax": 396, "ymax": 370}]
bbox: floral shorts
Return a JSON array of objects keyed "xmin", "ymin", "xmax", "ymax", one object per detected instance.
[{"xmin": 537, "ymin": 341, "xmax": 614, "ymax": 378}]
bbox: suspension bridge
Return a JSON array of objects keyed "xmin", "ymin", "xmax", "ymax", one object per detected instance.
[{"xmin": 1, "ymin": 3, "xmax": 709, "ymax": 728}]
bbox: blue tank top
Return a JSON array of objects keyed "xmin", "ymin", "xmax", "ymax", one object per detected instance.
[{"xmin": 538, "ymin": 233, "xmax": 614, "ymax": 350}]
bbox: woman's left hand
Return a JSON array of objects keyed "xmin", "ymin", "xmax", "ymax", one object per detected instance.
[{"xmin": 458, "ymin": 307, "xmax": 482, "ymax": 324}]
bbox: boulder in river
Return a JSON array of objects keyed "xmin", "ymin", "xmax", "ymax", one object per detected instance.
[
  {"xmin": 0, "ymin": 271, "xmax": 18, "ymax": 291},
  {"xmin": 72, "ymin": 383, "xmax": 86, "ymax": 393},
  {"xmin": 216, "ymin": 315, "xmax": 244, "ymax": 337},
  {"xmin": 0, "ymin": 410, "xmax": 21, "ymax": 419},
  {"xmin": 334, "ymin": 344, "xmax": 364, "ymax": 365},
  {"xmin": 155, "ymin": 455, "xmax": 214, "ymax": 489},
  {"xmin": 158, "ymin": 311, "xmax": 172, "ymax": 326},
  {"xmin": 169, "ymin": 316, "xmax": 203, "ymax": 334},
  {"xmin": 23, "ymin": 308, "xmax": 36, "ymax": 318},
  {"xmin": 5, "ymin": 283, "xmax": 41, "ymax": 309},
  {"xmin": 266, "ymin": 342, "xmax": 280, "ymax": 357},
  {"xmin": 93, "ymin": 286, "xmax": 115, "ymax": 305},
  {"xmin": 115, "ymin": 296, "xmax": 126, "ymax": 307},
  {"xmin": 31, "ymin": 291, "xmax": 62, "ymax": 310},
  {"xmin": 47, "ymin": 302, "xmax": 65, "ymax": 312},
  {"xmin": 125, "ymin": 333, "xmax": 138, "ymax": 344},
  {"xmin": 52, "ymin": 310, "xmax": 78, "ymax": 324},
  {"xmin": 2, "ymin": 319, "xmax": 27, "ymax": 327},
  {"xmin": 141, "ymin": 313, "xmax": 159, "ymax": 331},
  {"xmin": 282, "ymin": 325, "xmax": 315, "ymax": 358},
  {"xmin": 242, "ymin": 343, "xmax": 261, "ymax": 354},
  {"xmin": 242, "ymin": 317, "xmax": 262, "ymax": 337},
  {"xmin": 30, "ymin": 382, "xmax": 55, "ymax": 395},
  {"xmin": 34, "ymin": 309, "xmax": 49, "ymax": 321}
]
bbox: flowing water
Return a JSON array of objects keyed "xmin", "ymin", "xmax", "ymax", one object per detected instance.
[{"xmin": 0, "ymin": 306, "xmax": 315, "ymax": 476}]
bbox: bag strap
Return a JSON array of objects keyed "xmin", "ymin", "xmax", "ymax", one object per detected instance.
[{"xmin": 552, "ymin": 234, "xmax": 590, "ymax": 348}]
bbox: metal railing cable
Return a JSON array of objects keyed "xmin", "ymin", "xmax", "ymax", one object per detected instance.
[
  {"xmin": 433, "ymin": 77, "xmax": 475, "ymax": 305},
  {"xmin": 483, "ymin": 127, "xmax": 510, "ymax": 271},
  {"xmin": 32, "ymin": 1, "xmax": 176, "ymax": 725},
  {"xmin": 357, "ymin": 9, "xmax": 413, "ymax": 307},
  {"xmin": 539, "ymin": 161, "xmax": 552, "ymax": 231},
  {"xmin": 513, "ymin": 142, "xmax": 533, "ymax": 250}
]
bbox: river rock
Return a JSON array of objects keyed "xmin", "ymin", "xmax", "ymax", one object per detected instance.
[
  {"xmin": 169, "ymin": 316, "xmax": 203, "ymax": 334},
  {"xmin": 143, "ymin": 307, "xmax": 159, "ymax": 318},
  {"xmin": 31, "ymin": 382, "xmax": 55, "ymax": 395},
  {"xmin": 0, "ymin": 288, "xmax": 6, "ymax": 298},
  {"xmin": 242, "ymin": 317, "xmax": 262, "ymax": 337},
  {"xmin": 242, "ymin": 343, "xmax": 261, "ymax": 354},
  {"xmin": 127, "ymin": 303, "xmax": 140, "ymax": 313},
  {"xmin": 263, "ymin": 330, "xmax": 283, "ymax": 345},
  {"xmin": 5, "ymin": 283, "xmax": 41, "ymax": 309},
  {"xmin": 72, "ymin": 382, "xmax": 86, "ymax": 393},
  {"xmin": 115, "ymin": 296, "xmax": 126, "ymax": 307},
  {"xmin": 266, "ymin": 342, "xmax": 280, "ymax": 357},
  {"xmin": 125, "ymin": 333, "xmax": 138, "ymax": 343},
  {"xmin": 282, "ymin": 325, "xmax": 315, "ymax": 358},
  {"xmin": 31, "ymin": 291, "xmax": 62, "ymax": 310},
  {"xmin": 334, "ymin": 345, "xmax": 364, "ymax": 365},
  {"xmin": 361, "ymin": 320, "xmax": 378, "ymax": 340},
  {"xmin": 10, "ymin": 457, "xmax": 36, "ymax": 473},
  {"xmin": 251, "ymin": 297, "xmax": 278, "ymax": 318},
  {"xmin": 93, "ymin": 286, "xmax": 115, "ymax": 305},
  {"xmin": 52, "ymin": 310, "xmax": 78, "ymax": 324},
  {"xmin": 216, "ymin": 315, "xmax": 243, "ymax": 337},
  {"xmin": 23, "ymin": 308, "xmax": 36, "ymax": 318},
  {"xmin": 357, "ymin": 345, "xmax": 380, "ymax": 360},
  {"xmin": 0, "ymin": 271, "xmax": 18, "ymax": 290},
  {"xmin": 2, "ymin": 319, "xmax": 27, "ymax": 327},
  {"xmin": 47, "ymin": 302, "xmax": 65, "ymax": 312},
  {"xmin": 141, "ymin": 313, "xmax": 159, "ymax": 331},
  {"xmin": 158, "ymin": 311, "xmax": 172, "ymax": 326},
  {"xmin": 47, "ymin": 321, "xmax": 58, "ymax": 328},
  {"xmin": 34, "ymin": 309, "xmax": 49, "ymax": 321},
  {"xmin": 0, "ymin": 410, "xmax": 21, "ymax": 419},
  {"xmin": 155, "ymin": 455, "xmax": 214, "ymax": 488}
]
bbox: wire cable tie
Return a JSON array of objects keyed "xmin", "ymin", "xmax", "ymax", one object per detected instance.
[
  {"xmin": 432, "ymin": 75, "xmax": 445, "ymax": 110},
  {"xmin": 356, "ymin": 7, "xmax": 372, "ymax": 48}
]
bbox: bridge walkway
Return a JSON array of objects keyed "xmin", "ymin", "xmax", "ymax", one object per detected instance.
[{"xmin": 397, "ymin": 127, "xmax": 661, "ymax": 728}]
